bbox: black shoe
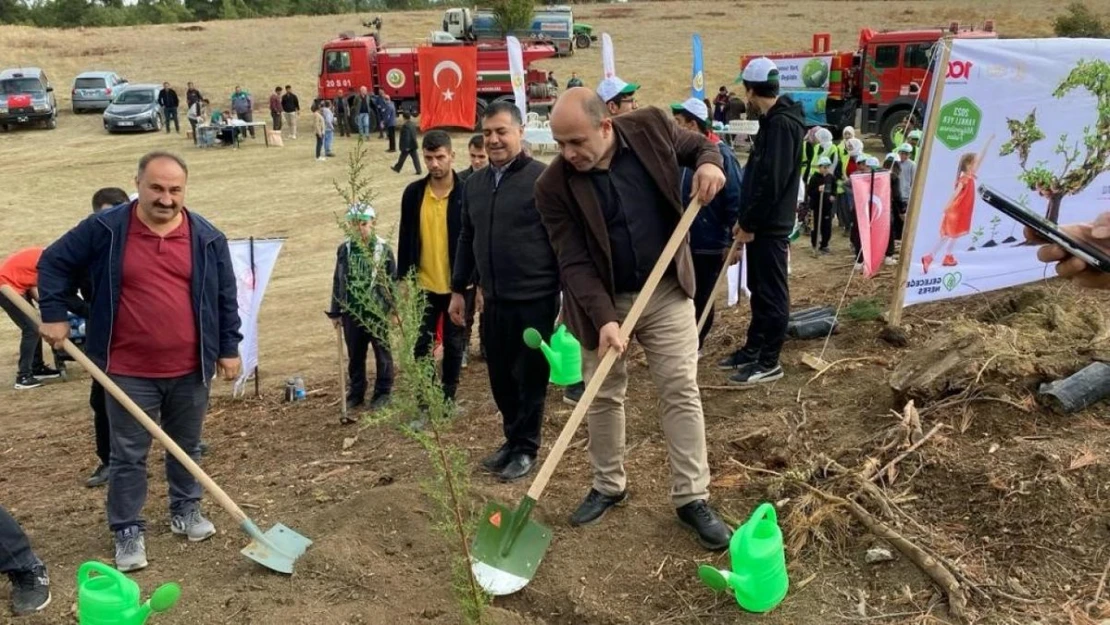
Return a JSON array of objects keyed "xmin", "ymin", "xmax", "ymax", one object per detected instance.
[
  {"xmin": 369, "ymin": 393, "xmax": 391, "ymax": 411},
  {"xmin": 346, "ymin": 397, "xmax": 364, "ymax": 411},
  {"xmin": 390, "ymin": 165, "xmax": 400, "ymax": 173},
  {"xmin": 480, "ymin": 444, "xmax": 512, "ymax": 473},
  {"xmin": 499, "ymin": 454, "xmax": 535, "ymax": 482},
  {"xmin": 569, "ymin": 488, "xmax": 628, "ymax": 527},
  {"xmin": 32, "ymin": 365, "xmax": 61, "ymax": 380},
  {"xmin": 728, "ymin": 362, "xmax": 784, "ymax": 387},
  {"xmin": 197, "ymin": 441, "xmax": 210, "ymax": 456},
  {"xmin": 716, "ymin": 351, "xmax": 758, "ymax": 371},
  {"xmin": 14, "ymin": 375, "xmax": 42, "ymax": 390},
  {"xmin": 676, "ymin": 500, "xmax": 733, "ymax": 550},
  {"xmin": 85, "ymin": 464, "xmax": 109, "ymax": 488},
  {"xmin": 9, "ymin": 565, "xmax": 50, "ymax": 616},
  {"xmin": 819, "ymin": 247, "xmax": 831, "ymax": 255},
  {"xmin": 562, "ymin": 382, "xmax": 585, "ymax": 406}
]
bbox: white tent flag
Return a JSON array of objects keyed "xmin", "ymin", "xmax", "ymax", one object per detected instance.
[
  {"xmin": 506, "ymin": 36, "xmax": 528, "ymax": 123},
  {"xmin": 902, "ymin": 38, "xmax": 1110, "ymax": 306},
  {"xmin": 227, "ymin": 238, "xmax": 284, "ymax": 397},
  {"xmin": 601, "ymin": 33, "xmax": 616, "ymax": 80}
]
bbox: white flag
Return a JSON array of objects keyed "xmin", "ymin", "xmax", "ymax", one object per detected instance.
[
  {"xmin": 227, "ymin": 238, "xmax": 284, "ymax": 397},
  {"xmin": 506, "ymin": 36, "xmax": 528, "ymax": 123},
  {"xmin": 601, "ymin": 33, "xmax": 616, "ymax": 80}
]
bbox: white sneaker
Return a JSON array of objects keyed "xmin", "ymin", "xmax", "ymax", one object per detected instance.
[
  {"xmin": 316, "ymin": 157, "xmax": 326, "ymax": 162},
  {"xmin": 171, "ymin": 507, "xmax": 217, "ymax": 542},
  {"xmin": 855, "ymin": 262, "xmax": 865, "ymax": 271},
  {"xmin": 114, "ymin": 527, "xmax": 148, "ymax": 572},
  {"xmin": 884, "ymin": 257, "xmax": 897, "ymax": 266}
]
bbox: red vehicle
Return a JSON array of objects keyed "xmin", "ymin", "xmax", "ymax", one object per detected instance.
[
  {"xmin": 741, "ymin": 22, "xmax": 997, "ymax": 149},
  {"xmin": 318, "ymin": 33, "xmax": 558, "ymax": 127}
]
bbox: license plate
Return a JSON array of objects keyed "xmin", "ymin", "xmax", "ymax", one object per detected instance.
[
  {"xmin": 16, "ymin": 116, "xmax": 28, "ymax": 123},
  {"xmin": 118, "ymin": 121, "xmax": 133, "ymax": 126}
]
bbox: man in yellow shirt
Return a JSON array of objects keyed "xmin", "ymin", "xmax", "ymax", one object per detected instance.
[{"xmin": 397, "ymin": 130, "xmax": 469, "ymax": 406}]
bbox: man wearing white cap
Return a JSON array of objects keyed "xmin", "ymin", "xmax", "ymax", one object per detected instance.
[
  {"xmin": 717, "ymin": 57, "xmax": 805, "ymax": 387},
  {"xmin": 596, "ymin": 76, "xmax": 639, "ymax": 117},
  {"xmin": 671, "ymin": 97, "xmax": 743, "ymax": 350},
  {"xmin": 908, "ymin": 129, "xmax": 923, "ymax": 161}
]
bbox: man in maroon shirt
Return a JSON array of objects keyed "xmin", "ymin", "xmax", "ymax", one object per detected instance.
[{"xmin": 37, "ymin": 152, "xmax": 242, "ymax": 572}]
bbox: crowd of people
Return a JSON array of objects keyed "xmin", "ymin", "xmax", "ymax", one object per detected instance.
[{"xmin": 2, "ymin": 56, "xmax": 1109, "ymax": 619}]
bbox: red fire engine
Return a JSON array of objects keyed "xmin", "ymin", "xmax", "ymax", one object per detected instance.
[
  {"xmin": 742, "ymin": 21, "xmax": 997, "ymax": 149},
  {"xmin": 318, "ymin": 33, "xmax": 558, "ymax": 128}
]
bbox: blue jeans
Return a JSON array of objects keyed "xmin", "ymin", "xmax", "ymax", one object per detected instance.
[
  {"xmin": 357, "ymin": 112, "xmax": 370, "ymax": 138},
  {"xmin": 104, "ymin": 372, "xmax": 208, "ymax": 532},
  {"xmin": 324, "ymin": 129, "xmax": 334, "ymax": 155},
  {"xmin": 0, "ymin": 505, "xmax": 41, "ymax": 574}
]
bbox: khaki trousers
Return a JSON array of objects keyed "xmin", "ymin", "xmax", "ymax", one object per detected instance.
[{"xmin": 582, "ymin": 276, "xmax": 710, "ymax": 507}]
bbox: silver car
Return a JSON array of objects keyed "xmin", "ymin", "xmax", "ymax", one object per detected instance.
[
  {"xmin": 72, "ymin": 71, "xmax": 126, "ymax": 113},
  {"xmin": 103, "ymin": 83, "xmax": 163, "ymax": 133}
]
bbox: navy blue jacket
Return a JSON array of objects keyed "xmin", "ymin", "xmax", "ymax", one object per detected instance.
[
  {"xmin": 682, "ymin": 140, "xmax": 743, "ymax": 253},
  {"xmin": 37, "ymin": 202, "xmax": 242, "ymax": 385}
]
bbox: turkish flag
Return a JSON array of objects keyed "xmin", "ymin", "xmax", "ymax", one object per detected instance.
[
  {"xmin": 418, "ymin": 45, "xmax": 478, "ymax": 131},
  {"xmin": 851, "ymin": 171, "xmax": 892, "ymax": 278}
]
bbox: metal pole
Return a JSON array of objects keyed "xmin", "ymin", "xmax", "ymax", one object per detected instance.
[{"xmin": 250, "ymin": 236, "xmax": 260, "ymax": 398}]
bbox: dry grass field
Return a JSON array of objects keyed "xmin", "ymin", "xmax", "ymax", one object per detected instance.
[{"xmin": 3, "ymin": 2, "xmax": 1108, "ymax": 624}]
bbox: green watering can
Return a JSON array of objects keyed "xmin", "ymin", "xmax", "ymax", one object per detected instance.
[
  {"xmin": 523, "ymin": 324, "xmax": 583, "ymax": 386},
  {"xmin": 697, "ymin": 502, "xmax": 789, "ymax": 613},
  {"xmin": 77, "ymin": 561, "xmax": 180, "ymax": 625}
]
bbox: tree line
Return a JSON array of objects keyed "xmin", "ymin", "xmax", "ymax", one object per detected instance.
[{"xmin": 0, "ymin": 0, "xmax": 470, "ymax": 29}]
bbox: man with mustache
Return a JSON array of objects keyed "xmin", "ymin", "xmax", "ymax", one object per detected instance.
[
  {"xmin": 37, "ymin": 151, "xmax": 243, "ymax": 572},
  {"xmin": 448, "ymin": 102, "xmax": 560, "ymax": 482}
]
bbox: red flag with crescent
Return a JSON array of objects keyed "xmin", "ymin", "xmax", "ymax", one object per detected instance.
[{"xmin": 418, "ymin": 45, "xmax": 477, "ymax": 131}]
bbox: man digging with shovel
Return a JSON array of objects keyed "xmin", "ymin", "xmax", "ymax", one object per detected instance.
[
  {"xmin": 37, "ymin": 151, "xmax": 243, "ymax": 572},
  {"xmin": 534, "ymin": 88, "xmax": 733, "ymax": 550}
]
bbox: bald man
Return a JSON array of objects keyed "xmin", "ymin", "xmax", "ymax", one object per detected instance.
[{"xmin": 534, "ymin": 87, "xmax": 732, "ymax": 550}]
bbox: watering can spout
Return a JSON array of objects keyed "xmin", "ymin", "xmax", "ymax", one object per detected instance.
[{"xmin": 523, "ymin": 325, "xmax": 583, "ymax": 386}]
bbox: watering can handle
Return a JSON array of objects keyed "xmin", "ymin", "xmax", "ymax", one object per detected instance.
[
  {"xmin": 0, "ymin": 286, "xmax": 252, "ymax": 526},
  {"xmin": 525, "ymin": 200, "xmax": 704, "ymax": 501},
  {"xmin": 77, "ymin": 561, "xmax": 119, "ymax": 585},
  {"xmin": 740, "ymin": 502, "xmax": 778, "ymax": 543}
]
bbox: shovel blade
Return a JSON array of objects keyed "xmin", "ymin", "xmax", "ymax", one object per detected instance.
[
  {"xmin": 470, "ymin": 501, "xmax": 552, "ymax": 596},
  {"xmin": 240, "ymin": 522, "xmax": 313, "ymax": 574}
]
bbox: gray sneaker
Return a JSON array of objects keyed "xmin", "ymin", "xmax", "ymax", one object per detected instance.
[
  {"xmin": 114, "ymin": 527, "xmax": 148, "ymax": 572},
  {"xmin": 171, "ymin": 507, "xmax": 217, "ymax": 542}
]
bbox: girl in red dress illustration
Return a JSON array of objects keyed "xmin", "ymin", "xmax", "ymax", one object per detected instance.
[{"xmin": 921, "ymin": 135, "xmax": 994, "ymax": 274}]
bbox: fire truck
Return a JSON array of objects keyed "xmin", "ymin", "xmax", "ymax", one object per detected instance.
[
  {"xmin": 318, "ymin": 32, "xmax": 558, "ymax": 128},
  {"xmin": 741, "ymin": 21, "xmax": 997, "ymax": 150}
]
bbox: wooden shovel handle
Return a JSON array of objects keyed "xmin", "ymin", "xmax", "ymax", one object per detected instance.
[
  {"xmin": 0, "ymin": 285, "xmax": 249, "ymax": 525},
  {"xmin": 336, "ymin": 323, "xmax": 348, "ymax": 421},
  {"xmin": 696, "ymin": 237, "xmax": 741, "ymax": 334},
  {"xmin": 527, "ymin": 199, "xmax": 704, "ymax": 501}
]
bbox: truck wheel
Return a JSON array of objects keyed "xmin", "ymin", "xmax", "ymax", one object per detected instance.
[
  {"xmin": 880, "ymin": 109, "xmax": 919, "ymax": 152},
  {"xmin": 474, "ymin": 99, "xmax": 487, "ymax": 131},
  {"xmin": 575, "ymin": 33, "xmax": 591, "ymax": 49}
]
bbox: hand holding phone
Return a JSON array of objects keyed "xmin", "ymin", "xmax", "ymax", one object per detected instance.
[{"xmin": 1027, "ymin": 213, "xmax": 1110, "ymax": 290}]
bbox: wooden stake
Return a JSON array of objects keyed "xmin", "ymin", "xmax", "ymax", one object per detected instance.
[
  {"xmin": 888, "ymin": 37, "xmax": 954, "ymax": 328},
  {"xmin": 697, "ymin": 238, "xmax": 741, "ymax": 334}
]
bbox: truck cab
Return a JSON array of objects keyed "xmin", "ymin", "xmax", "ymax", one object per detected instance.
[{"xmin": 0, "ymin": 67, "xmax": 58, "ymax": 131}]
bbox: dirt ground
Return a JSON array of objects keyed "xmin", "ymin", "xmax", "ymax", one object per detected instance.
[{"xmin": 3, "ymin": 1, "xmax": 1110, "ymax": 624}]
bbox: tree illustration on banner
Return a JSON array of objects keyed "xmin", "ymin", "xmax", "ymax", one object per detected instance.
[
  {"xmin": 999, "ymin": 59, "xmax": 1110, "ymax": 224},
  {"xmin": 418, "ymin": 45, "xmax": 478, "ymax": 131}
]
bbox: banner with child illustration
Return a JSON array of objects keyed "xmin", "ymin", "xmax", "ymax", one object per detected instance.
[{"xmin": 902, "ymin": 38, "xmax": 1110, "ymax": 306}]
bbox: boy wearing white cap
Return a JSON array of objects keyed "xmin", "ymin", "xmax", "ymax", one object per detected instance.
[
  {"xmin": 717, "ymin": 56, "xmax": 805, "ymax": 386},
  {"xmin": 908, "ymin": 129, "xmax": 923, "ymax": 161},
  {"xmin": 328, "ymin": 202, "xmax": 396, "ymax": 419},
  {"xmin": 595, "ymin": 76, "xmax": 640, "ymax": 117},
  {"xmin": 806, "ymin": 157, "xmax": 836, "ymax": 252},
  {"xmin": 671, "ymin": 97, "xmax": 744, "ymax": 350}
]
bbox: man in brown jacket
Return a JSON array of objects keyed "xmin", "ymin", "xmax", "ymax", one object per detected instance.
[{"xmin": 535, "ymin": 87, "xmax": 733, "ymax": 550}]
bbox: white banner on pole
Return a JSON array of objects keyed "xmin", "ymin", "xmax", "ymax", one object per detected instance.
[
  {"xmin": 228, "ymin": 238, "xmax": 284, "ymax": 397},
  {"xmin": 506, "ymin": 36, "xmax": 528, "ymax": 123},
  {"xmin": 903, "ymin": 38, "xmax": 1110, "ymax": 307},
  {"xmin": 601, "ymin": 33, "xmax": 616, "ymax": 80}
]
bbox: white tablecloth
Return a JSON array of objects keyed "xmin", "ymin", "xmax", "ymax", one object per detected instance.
[{"xmin": 523, "ymin": 127, "xmax": 556, "ymax": 152}]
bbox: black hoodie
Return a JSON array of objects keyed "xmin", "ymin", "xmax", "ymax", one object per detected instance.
[{"xmin": 738, "ymin": 95, "xmax": 805, "ymax": 237}]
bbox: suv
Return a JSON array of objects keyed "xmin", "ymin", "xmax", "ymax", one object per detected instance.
[
  {"xmin": 0, "ymin": 67, "xmax": 57, "ymax": 130},
  {"xmin": 72, "ymin": 71, "xmax": 126, "ymax": 113}
]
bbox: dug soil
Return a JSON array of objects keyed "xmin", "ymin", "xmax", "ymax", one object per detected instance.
[{"xmin": 4, "ymin": 249, "xmax": 1110, "ymax": 625}]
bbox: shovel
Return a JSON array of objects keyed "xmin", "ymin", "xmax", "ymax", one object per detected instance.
[
  {"xmin": 471, "ymin": 199, "xmax": 704, "ymax": 596},
  {"xmin": 1, "ymin": 285, "xmax": 312, "ymax": 574}
]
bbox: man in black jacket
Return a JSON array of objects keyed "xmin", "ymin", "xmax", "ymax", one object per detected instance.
[
  {"xmin": 281, "ymin": 85, "xmax": 300, "ymax": 139},
  {"xmin": 391, "ymin": 112, "xmax": 421, "ymax": 175},
  {"xmin": 327, "ymin": 203, "xmax": 395, "ymax": 416},
  {"xmin": 448, "ymin": 102, "xmax": 560, "ymax": 482},
  {"xmin": 397, "ymin": 130, "xmax": 465, "ymax": 404},
  {"xmin": 158, "ymin": 82, "xmax": 180, "ymax": 134},
  {"xmin": 717, "ymin": 57, "xmax": 805, "ymax": 386}
]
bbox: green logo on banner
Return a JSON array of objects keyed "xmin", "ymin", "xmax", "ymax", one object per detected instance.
[
  {"xmin": 936, "ymin": 97, "xmax": 982, "ymax": 150},
  {"xmin": 943, "ymin": 272, "xmax": 962, "ymax": 291}
]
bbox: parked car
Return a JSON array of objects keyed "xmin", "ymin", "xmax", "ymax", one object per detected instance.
[
  {"xmin": 0, "ymin": 67, "xmax": 58, "ymax": 131},
  {"xmin": 72, "ymin": 71, "xmax": 126, "ymax": 113},
  {"xmin": 103, "ymin": 83, "xmax": 163, "ymax": 133}
]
